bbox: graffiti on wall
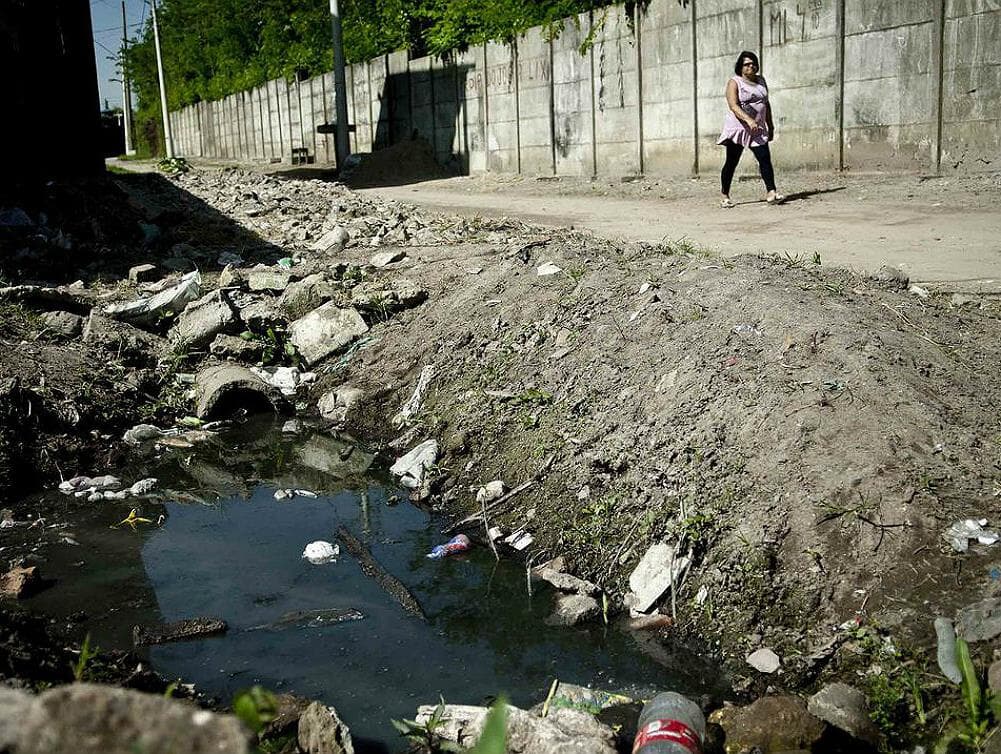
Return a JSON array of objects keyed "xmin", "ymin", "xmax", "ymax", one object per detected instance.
[{"xmin": 769, "ymin": 0, "xmax": 823, "ymax": 46}]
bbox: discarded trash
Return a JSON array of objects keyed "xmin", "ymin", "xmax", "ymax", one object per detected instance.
[
  {"xmin": 426, "ymin": 534, "xmax": 471, "ymax": 559},
  {"xmin": 633, "ymin": 691, "xmax": 706, "ymax": 754},
  {"xmin": 537, "ymin": 263, "xmax": 562, "ymax": 276},
  {"xmin": 732, "ymin": 323, "xmax": 764, "ymax": 338},
  {"xmin": 251, "ymin": 366, "xmax": 316, "ymax": 396},
  {"xmin": 626, "ymin": 542, "xmax": 690, "ymax": 613},
  {"xmin": 129, "ymin": 478, "xmax": 158, "ymax": 496},
  {"xmin": 393, "ymin": 365, "xmax": 435, "ymax": 427},
  {"xmin": 504, "ymin": 530, "xmax": 534, "ymax": 551},
  {"xmin": 104, "ymin": 270, "xmax": 201, "ymax": 326},
  {"xmin": 390, "ymin": 439, "xmax": 439, "ymax": 489},
  {"xmin": 934, "ymin": 617, "xmax": 962, "ymax": 683},
  {"xmin": 274, "ymin": 489, "xmax": 294, "ymax": 501},
  {"xmin": 475, "ymin": 480, "xmax": 506, "ymax": 505},
  {"xmin": 944, "ymin": 518, "xmax": 1000, "ymax": 552},
  {"xmin": 747, "ymin": 647, "xmax": 781, "ymax": 674},
  {"xmin": 295, "ymin": 489, "xmax": 318, "ymax": 498},
  {"xmin": 282, "ymin": 419, "xmax": 302, "ymax": 434},
  {"xmin": 59, "ymin": 475, "xmax": 122, "ymax": 495},
  {"xmin": 302, "ymin": 541, "xmax": 339, "ymax": 565},
  {"xmin": 909, "ymin": 284, "xmax": 929, "ymax": 299},
  {"xmin": 277, "ymin": 256, "xmax": 294, "ymax": 269}
]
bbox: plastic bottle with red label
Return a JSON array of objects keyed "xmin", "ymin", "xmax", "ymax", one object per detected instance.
[
  {"xmin": 632, "ymin": 692, "xmax": 706, "ymax": 754},
  {"xmin": 426, "ymin": 534, "xmax": 472, "ymax": 559}
]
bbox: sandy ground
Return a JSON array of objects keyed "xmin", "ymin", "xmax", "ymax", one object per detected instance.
[{"xmin": 357, "ymin": 171, "xmax": 1001, "ymax": 289}]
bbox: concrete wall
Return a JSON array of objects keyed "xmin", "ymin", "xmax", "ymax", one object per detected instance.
[{"xmin": 170, "ymin": 0, "xmax": 1001, "ymax": 176}]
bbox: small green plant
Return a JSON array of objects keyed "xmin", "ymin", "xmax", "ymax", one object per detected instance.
[
  {"xmin": 392, "ymin": 698, "xmax": 462, "ymax": 752},
  {"xmin": 470, "ymin": 697, "xmax": 508, "ymax": 754},
  {"xmin": 72, "ymin": 634, "xmax": 98, "ymax": 682},
  {"xmin": 157, "ymin": 156, "xmax": 191, "ymax": 175},
  {"xmin": 812, "ymin": 251, "xmax": 822, "ymax": 265},
  {"xmin": 232, "ymin": 686, "xmax": 279, "ymax": 734},
  {"xmin": 955, "ymin": 637, "xmax": 1000, "ymax": 749}
]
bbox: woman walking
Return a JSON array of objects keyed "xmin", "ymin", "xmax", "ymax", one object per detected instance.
[{"xmin": 718, "ymin": 51, "xmax": 784, "ymax": 208}]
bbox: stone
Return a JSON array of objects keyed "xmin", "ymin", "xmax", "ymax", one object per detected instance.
[
  {"xmin": 710, "ymin": 696, "xmax": 825, "ymax": 754},
  {"xmin": 218, "ymin": 264, "xmax": 245, "ymax": 289},
  {"xmin": 310, "ymin": 226, "xmax": 350, "ymax": 253},
  {"xmin": 415, "ymin": 704, "xmax": 616, "ymax": 754},
  {"xmin": 951, "ymin": 293, "xmax": 980, "ymax": 309},
  {"xmin": 123, "ymin": 424, "xmax": 164, "ymax": 445},
  {"xmin": 128, "ymin": 264, "xmax": 158, "ymax": 284},
  {"xmin": 15, "ymin": 683, "xmax": 252, "ymax": 754},
  {"xmin": 349, "ymin": 279, "xmax": 428, "ymax": 313},
  {"xmin": 1, "ymin": 565, "xmax": 42, "ymax": 598},
  {"xmin": 39, "ymin": 311, "xmax": 83, "ymax": 339},
  {"xmin": 209, "ymin": 334, "xmax": 264, "ymax": 363},
  {"xmin": 389, "ymin": 440, "xmax": 439, "ymax": 489},
  {"xmin": 475, "ymin": 480, "xmax": 506, "ymax": 505},
  {"xmin": 318, "ymin": 385, "xmax": 364, "ymax": 422},
  {"xmin": 546, "ymin": 594, "xmax": 600, "ymax": 626},
  {"xmin": 298, "ymin": 701, "xmax": 355, "ymax": 754},
  {"xmin": 956, "ymin": 598, "xmax": 1001, "ymax": 642},
  {"xmin": 872, "ymin": 265, "xmax": 909, "ymax": 289},
  {"xmin": 133, "ymin": 618, "xmax": 228, "ymax": 646},
  {"xmin": 248, "ymin": 267, "xmax": 293, "ymax": 293},
  {"xmin": 626, "ymin": 542, "xmax": 690, "ymax": 613},
  {"xmin": 537, "ymin": 263, "xmax": 563, "ymax": 276},
  {"xmin": 288, "ymin": 303, "xmax": 369, "ymax": 366},
  {"xmin": 532, "ymin": 566, "xmax": 599, "ymax": 596},
  {"xmin": 747, "ymin": 647, "xmax": 782, "ymax": 674},
  {"xmin": 989, "ymin": 661, "xmax": 1001, "ymax": 693},
  {"xmin": 261, "ymin": 693, "xmax": 312, "ymax": 739},
  {"xmin": 169, "ymin": 290, "xmax": 238, "ymax": 352},
  {"xmin": 237, "ymin": 299, "xmax": 283, "ymax": 330},
  {"xmin": 279, "ymin": 273, "xmax": 339, "ymax": 319},
  {"xmin": 193, "ymin": 363, "xmax": 284, "ymax": 419},
  {"xmin": 0, "ymin": 687, "xmax": 33, "ymax": 750},
  {"xmin": 370, "ymin": 250, "xmax": 406, "ymax": 268},
  {"xmin": 808, "ymin": 682, "xmax": 882, "ymax": 747},
  {"xmin": 296, "ymin": 435, "xmax": 375, "ymax": 479}
]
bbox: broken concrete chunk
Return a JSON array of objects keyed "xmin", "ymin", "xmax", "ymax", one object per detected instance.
[
  {"xmin": 532, "ymin": 565, "xmax": 599, "ymax": 596},
  {"xmin": 133, "ymin": 618, "xmax": 228, "ymax": 646},
  {"xmin": 218, "ymin": 264, "xmax": 245, "ymax": 289},
  {"xmin": 370, "ymin": 250, "xmax": 406, "ymax": 268},
  {"xmin": 935, "ymin": 617, "xmax": 962, "ymax": 683},
  {"xmin": 746, "ymin": 647, "xmax": 781, "ymax": 674},
  {"xmin": 318, "ymin": 385, "xmax": 364, "ymax": 422},
  {"xmin": 123, "ymin": 424, "xmax": 165, "ymax": 445},
  {"xmin": 209, "ymin": 333, "xmax": 264, "ymax": 362},
  {"xmin": 710, "ymin": 696, "xmax": 824, "ymax": 754},
  {"xmin": 546, "ymin": 594, "xmax": 600, "ymax": 626},
  {"xmin": 310, "ymin": 226, "xmax": 350, "ymax": 253},
  {"xmin": 807, "ymin": 682, "xmax": 882, "ymax": 747},
  {"xmin": 39, "ymin": 311, "xmax": 83, "ymax": 339},
  {"xmin": 872, "ymin": 265, "xmax": 909, "ymax": 290},
  {"xmin": 169, "ymin": 290, "xmax": 238, "ymax": 352},
  {"xmin": 389, "ymin": 440, "xmax": 438, "ymax": 489},
  {"xmin": 193, "ymin": 364, "xmax": 283, "ymax": 419},
  {"xmin": 626, "ymin": 542, "xmax": 690, "ymax": 613},
  {"xmin": 248, "ymin": 267, "xmax": 293, "ymax": 292},
  {"xmin": 128, "ymin": 264, "xmax": 158, "ymax": 284},
  {"xmin": 1, "ymin": 566, "xmax": 43, "ymax": 598},
  {"xmin": 279, "ymin": 273, "xmax": 339, "ymax": 319},
  {"xmin": 288, "ymin": 303, "xmax": 368, "ymax": 366},
  {"xmin": 236, "ymin": 298, "xmax": 283, "ymax": 330},
  {"xmin": 298, "ymin": 701, "xmax": 355, "ymax": 754},
  {"xmin": 537, "ymin": 263, "xmax": 562, "ymax": 276},
  {"xmin": 104, "ymin": 270, "xmax": 201, "ymax": 326},
  {"xmin": 475, "ymin": 480, "xmax": 506, "ymax": 505}
]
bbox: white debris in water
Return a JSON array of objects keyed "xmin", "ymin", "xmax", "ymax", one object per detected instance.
[{"xmin": 302, "ymin": 541, "xmax": 339, "ymax": 565}]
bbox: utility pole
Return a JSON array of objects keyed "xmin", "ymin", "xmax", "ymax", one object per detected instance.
[
  {"xmin": 150, "ymin": 0, "xmax": 175, "ymax": 158},
  {"xmin": 121, "ymin": 0, "xmax": 136, "ymax": 155},
  {"xmin": 329, "ymin": 0, "xmax": 350, "ymax": 169}
]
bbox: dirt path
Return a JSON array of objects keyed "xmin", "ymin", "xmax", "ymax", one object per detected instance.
[{"xmin": 359, "ymin": 173, "xmax": 1001, "ymax": 288}]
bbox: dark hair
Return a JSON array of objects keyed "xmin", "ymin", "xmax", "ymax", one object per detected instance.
[{"xmin": 734, "ymin": 50, "xmax": 760, "ymax": 75}]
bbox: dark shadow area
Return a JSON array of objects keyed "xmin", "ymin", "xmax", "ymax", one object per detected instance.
[
  {"xmin": 0, "ymin": 171, "xmax": 285, "ymax": 287},
  {"xmin": 779, "ymin": 186, "xmax": 848, "ymax": 203}
]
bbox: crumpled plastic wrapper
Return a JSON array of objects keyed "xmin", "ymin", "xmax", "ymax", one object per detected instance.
[{"xmin": 944, "ymin": 518, "xmax": 1000, "ymax": 552}]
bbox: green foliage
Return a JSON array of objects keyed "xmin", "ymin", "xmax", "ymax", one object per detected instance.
[
  {"xmin": 72, "ymin": 634, "xmax": 98, "ymax": 682},
  {"xmin": 391, "ymin": 698, "xmax": 462, "ymax": 752},
  {"xmin": 955, "ymin": 638, "xmax": 997, "ymax": 750},
  {"xmin": 232, "ymin": 686, "xmax": 279, "ymax": 734},
  {"xmin": 124, "ymin": 0, "xmax": 644, "ymax": 154},
  {"xmin": 470, "ymin": 697, "xmax": 507, "ymax": 754}
]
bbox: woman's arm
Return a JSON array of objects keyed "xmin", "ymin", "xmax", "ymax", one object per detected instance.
[
  {"xmin": 726, "ymin": 79, "xmax": 759, "ymax": 131},
  {"xmin": 766, "ymin": 101, "xmax": 775, "ymax": 140}
]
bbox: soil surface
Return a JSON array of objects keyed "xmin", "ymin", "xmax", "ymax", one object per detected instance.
[{"xmin": 3, "ymin": 163, "xmax": 1001, "ymax": 750}]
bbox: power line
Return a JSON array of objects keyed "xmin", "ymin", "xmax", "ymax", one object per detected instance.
[{"xmin": 93, "ymin": 22, "xmax": 143, "ymax": 34}]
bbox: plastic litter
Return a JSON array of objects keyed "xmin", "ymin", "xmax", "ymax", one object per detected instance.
[
  {"xmin": 129, "ymin": 478, "xmax": 158, "ymax": 495},
  {"xmin": 934, "ymin": 617, "xmax": 962, "ymax": 683},
  {"xmin": 294, "ymin": 489, "xmax": 318, "ymax": 499},
  {"xmin": 390, "ymin": 439, "xmax": 439, "ymax": 489},
  {"xmin": 632, "ymin": 691, "xmax": 706, "ymax": 754},
  {"xmin": 104, "ymin": 270, "xmax": 201, "ymax": 326},
  {"xmin": 426, "ymin": 534, "xmax": 471, "ymax": 559},
  {"xmin": 274, "ymin": 489, "xmax": 294, "ymax": 501},
  {"xmin": 944, "ymin": 519, "xmax": 1000, "ymax": 552},
  {"xmin": 537, "ymin": 263, "xmax": 562, "ymax": 276},
  {"xmin": 732, "ymin": 323, "xmax": 764, "ymax": 337},
  {"xmin": 59, "ymin": 475, "xmax": 122, "ymax": 495},
  {"xmin": 302, "ymin": 541, "xmax": 339, "ymax": 565}
]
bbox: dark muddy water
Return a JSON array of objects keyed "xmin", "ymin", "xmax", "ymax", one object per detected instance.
[{"xmin": 22, "ymin": 418, "xmax": 724, "ymax": 751}]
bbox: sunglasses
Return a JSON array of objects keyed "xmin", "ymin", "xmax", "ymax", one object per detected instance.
[{"xmin": 742, "ymin": 61, "xmax": 758, "ymax": 67}]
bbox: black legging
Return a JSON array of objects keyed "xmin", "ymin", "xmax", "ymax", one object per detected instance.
[{"xmin": 720, "ymin": 140, "xmax": 776, "ymax": 195}]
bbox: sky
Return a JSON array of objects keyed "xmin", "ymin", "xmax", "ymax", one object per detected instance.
[{"xmin": 90, "ymin": 0, "xmax": 148, "ymax": 111}]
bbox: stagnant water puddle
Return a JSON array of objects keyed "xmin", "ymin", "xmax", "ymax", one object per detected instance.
[{"xmin": 20, "ymin": 417, "xmax": 725, "ymax": 751}]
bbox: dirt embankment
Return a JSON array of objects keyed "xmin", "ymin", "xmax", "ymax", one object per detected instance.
[{"xmin": 2, "ymin": 166, "xmax": 1001, "ymax": 748}]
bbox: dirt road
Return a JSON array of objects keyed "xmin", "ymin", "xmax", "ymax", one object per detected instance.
[{"xmin": 360, "ymin": 172, "xmax": 1001, "ymax": 288}]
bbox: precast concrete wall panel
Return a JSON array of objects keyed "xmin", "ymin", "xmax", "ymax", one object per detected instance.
[
  {"xmin": 457, "ymin": 47, "xmax": 487, "ymax": 173},
  {"xmin": 370, "ymin": 57, "xmax": 390, "ymax": 150},
  {"xmin": 696, "ymin": 0, "xmax": 760, "ymax": 176},
  {"xmin": 200, "ymin": 102, "xmax": 214, "ymax": 157},
  {"xmin": 318, "ymin": 73, "xmax": 335, "ymax": 164},
  {"xmin": 592, "ymin": 6, "xmax": 641, "ymax": 175},
  {"xmin": 640, "ymin": 0, "xmax": 695, "ymax": 175},
  {"xmin": 941, "ymin": 1, "xmax": 1001, "ymax": 170},
  {"xmin": 291, "ymin": 81, "xmax": 306, "ymax": 153},
  {"xmin": 410, "ymin": 56, "xmax": 434, "ymax": 147},
  {"xmin": 760, "ymin": 0, "xmax": 839, "ymax": 169},
  {"xmin": 279, "ymin": 81, "xmax": 293, "ymax": 160},
  {"xmin": 485, "ymin": 41, "xmax": 519, "ymax": 173},
  {"xmin": 432, "ymin": 57, "xmax": 459, "ymax": 166},
  {"xmin": 552, "ymin": 13, "xmax": 595, "ymax": 176},
  {"xmin": 387, "ymin": 51, "xmax": 411, "ymax": 144},
  {"xmin": 351, "ymin": 63, "xmax": 373, "ymax": 153},
  {"xmin": 516, "ymin": 27, "xmax": 555, "ymax": 175},
  {"xmin": 843, "ymin": 0, "xmax": 936, "ymax": 170}
]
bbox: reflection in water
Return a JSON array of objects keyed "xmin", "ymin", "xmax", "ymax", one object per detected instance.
[{"xmin": 26, "ymin": 419, "xmax": 726, "ymax": 750}]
